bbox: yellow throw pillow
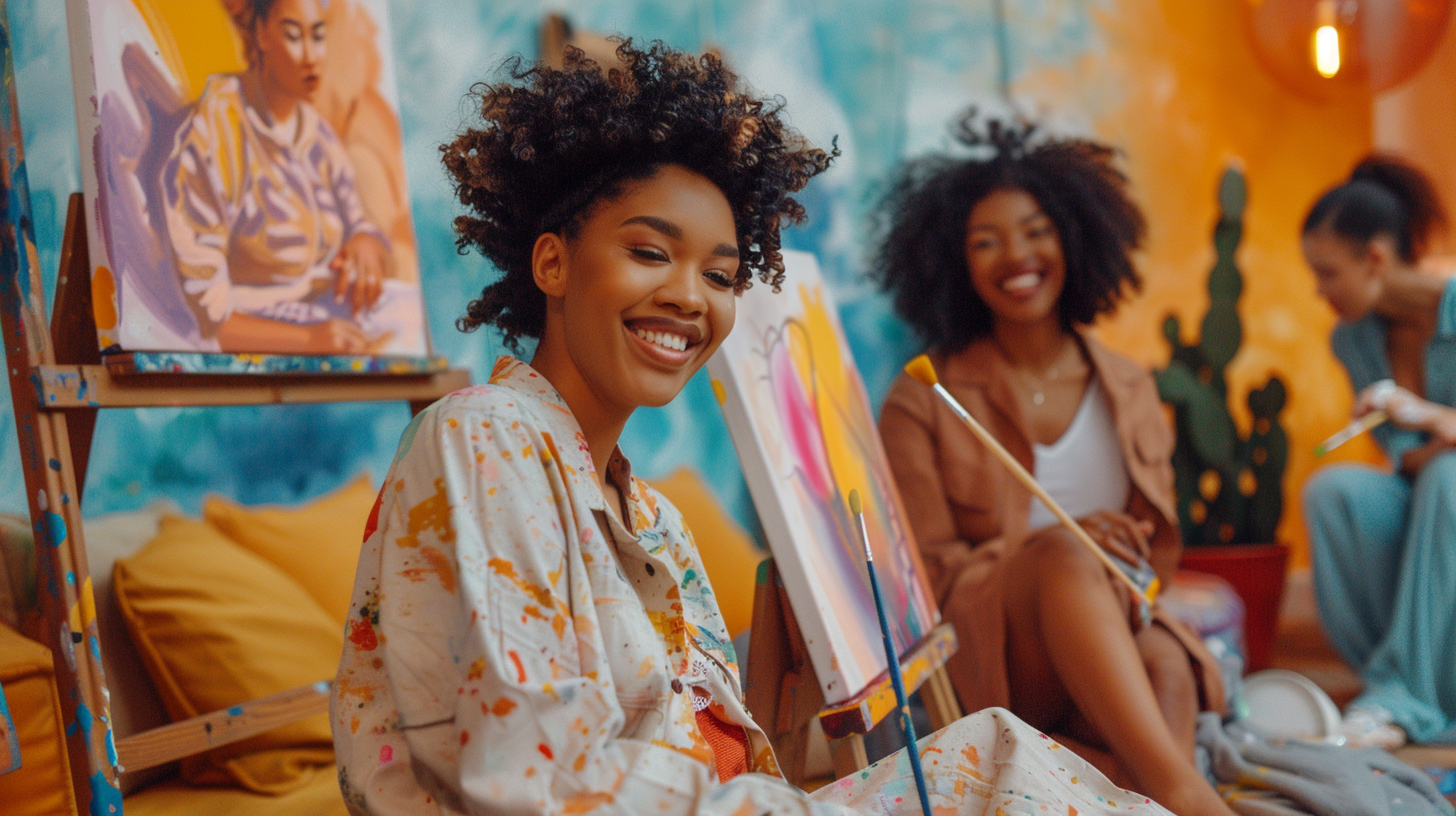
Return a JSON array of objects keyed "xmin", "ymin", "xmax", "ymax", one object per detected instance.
[
  {"xmin": 203, "ymin": 474, "xmax": 376, "ymax": 625},
  {"xmin": 0, "ymin": 623, "xmax": 77, "ymax": 816},
  {"xmin": 648, "ymin": 468, "xmax": 765, "ymax": 639},
  {"xmin": 113, "ymin": 515, "xmax": 340, "ymax": 794}
]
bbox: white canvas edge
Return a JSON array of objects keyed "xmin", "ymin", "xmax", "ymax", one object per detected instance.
[
  {"xmin": 706, "ymin": 250, "xmax": 876, "ymax": 704},
  {"xmin": 65, "ymin": 0, "xmax": 110, "ymax": 352}
]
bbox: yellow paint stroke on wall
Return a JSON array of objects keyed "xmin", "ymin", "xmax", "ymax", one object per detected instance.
[
  {"xmin": 131, "ymin": 0, "xmax": 246, "ymax": 103},
  {"xmin": 1013, "ymin": 1, "xmax": 1383, "ymax": 566}
]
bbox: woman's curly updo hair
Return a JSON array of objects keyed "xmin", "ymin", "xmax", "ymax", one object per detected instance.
[
  {"xmin": 1303, "ymin": 154, "xmax": 1447, "ymax": 264},
  {"xmin": 443, "ymin": 39, "xmax": 836, "ymax": 350},
  {"xmin": 874, "ymin": 113, "xmax": 1145, "ymax": 353}
]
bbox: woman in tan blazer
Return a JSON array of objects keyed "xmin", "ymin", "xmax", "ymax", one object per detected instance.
[{"xmin": 874, "ymin": 116, "xmax": 1233, "ymax": 816}]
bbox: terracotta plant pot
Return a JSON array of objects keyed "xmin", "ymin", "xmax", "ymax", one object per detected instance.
[{"xmin": 1178, "ymin": 544, "xmax": 1289, "ymax": 673}]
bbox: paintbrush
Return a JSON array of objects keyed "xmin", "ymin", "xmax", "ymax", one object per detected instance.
[
  {"xmin": 849, "ymin": 488, "xmax": 932, "ymax": 816},
  {"xmin": 1315, "ymin": 409, "xmax": 1388, "ymax": 456},
  {"xmin": 903, "ymin": 354, "xmax": 1159, "ymax": 608}
]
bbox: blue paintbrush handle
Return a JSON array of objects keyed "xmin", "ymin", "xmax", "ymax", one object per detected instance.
[{"xmin": 865, "ymin": 558, "xmax": 933, "ymax": 816}]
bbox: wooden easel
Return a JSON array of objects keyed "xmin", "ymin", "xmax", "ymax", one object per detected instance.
[
  {"xmin": 2, "ymin": 146, "xmax": 468, "ymax": 816},
  {"xmin": 745, "ymin": 559, "xmax": 962, "ymax": 786}
]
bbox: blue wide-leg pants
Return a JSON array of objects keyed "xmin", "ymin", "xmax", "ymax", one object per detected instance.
[{"xmin": 1303, "ymin": 452, "xmax": 1456, "ymax": 743}]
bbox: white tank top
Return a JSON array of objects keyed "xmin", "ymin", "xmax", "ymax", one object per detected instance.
[{"xmin": 1027, "ymin": 376, "xmax": 1131, "ymax": 529}]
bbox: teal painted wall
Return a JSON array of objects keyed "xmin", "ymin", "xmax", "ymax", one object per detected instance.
[{"xmin": 0, "ymin": 0, "xmax": 1103, "ymax": 530}]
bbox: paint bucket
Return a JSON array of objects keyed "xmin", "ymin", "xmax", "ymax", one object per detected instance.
[
  {"xmin": 1178, "ymin": 544, "xmax": 1289, "ymax": 673},
  {"xmin": 1241, "ymin": 669, "xmax": 1342, "ymax": 741}
]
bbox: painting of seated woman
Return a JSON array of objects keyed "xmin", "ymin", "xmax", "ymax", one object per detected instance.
[{"xmin": 68, "ymin": 0, "xmax": 429, "ymax": 357}]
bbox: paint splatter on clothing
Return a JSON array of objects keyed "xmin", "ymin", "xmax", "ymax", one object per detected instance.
[{"xmin": 331, "ymin": 356, "xmax": 1175, "ymax": 815}]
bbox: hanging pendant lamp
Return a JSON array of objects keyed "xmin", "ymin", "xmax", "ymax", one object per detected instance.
[{"xmin": 1244, "ymin": 0, "xmax": 1453, "ymax": 100}]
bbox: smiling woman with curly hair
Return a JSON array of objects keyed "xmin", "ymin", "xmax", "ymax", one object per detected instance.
[
  {"xmin": 877, "ymin": 115, "xmax": 1237, "ymax": 816},
  {"xmin": 331, "ymin": 45, "xmax": 1188, "ymax": 816},
  {"xmin": 442, "ymin": 42, "xmax": 824, "ymax": 350}
]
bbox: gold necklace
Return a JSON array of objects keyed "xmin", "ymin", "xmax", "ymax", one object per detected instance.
[
  {"xmin": 1002, "ymin": 341, "xmax": 1074, "ymax": 407},
  {"xmin": 1023, "ymin": 367, "xmax": 1058, "ymax": 406}
]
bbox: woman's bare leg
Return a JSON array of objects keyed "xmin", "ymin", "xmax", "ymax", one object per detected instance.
[
  {"xmin": 1004, "ymin": 529, "xmax": 1233, "ymax": 816},
  {"xmin": 1138, "ymin": 625, "xmax": 1201, "ymax": 750}
]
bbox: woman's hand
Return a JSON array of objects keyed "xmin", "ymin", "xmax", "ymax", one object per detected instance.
[
  {"xmin": 331, "ymin": 233, "xmax": 389, "ymax": 315},
  {"xmin": 304, "ymin": 318, "xmax": 371, "ymax": 354},
  {"xmin": 1356, "ymin": 380, "xmax": 1432, "ymax": 427},
  {"xmin": 1075, "ymin": 510, "xmax": 1153, "ymax": 566},
  {"xmin": 1357, "ymin": 381, "xmax": 1456, "ymax": 442},
  {"xmin": 1432, "ymin": 407, "xmax": 1456, "ymax": 446},
  {"xmin": 1399, "ymin": 435, "xmax": 1456, "ymax": 476},
  {"xmin": 1353, "ymin": 380, "xmax": 1399, "ymax": 419}
]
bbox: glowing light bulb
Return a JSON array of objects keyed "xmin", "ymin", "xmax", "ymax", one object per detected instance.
[
  {"xmin": 1315, "ymin": 25, "xmax": 1341, "ymax": 77},
  {"xmin": 1313, "ymin": 0, "xmax": 1341, "ymax": 78}
]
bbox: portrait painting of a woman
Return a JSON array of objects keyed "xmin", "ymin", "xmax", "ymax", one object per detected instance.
[{"xmin": 72, "ymin": 0, "xmax": 427, "ymax": 356}]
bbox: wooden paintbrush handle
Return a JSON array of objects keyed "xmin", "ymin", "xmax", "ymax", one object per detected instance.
[{"xmin": 931, "ymin": 384, "xmax": 1148, "ymax": 599}]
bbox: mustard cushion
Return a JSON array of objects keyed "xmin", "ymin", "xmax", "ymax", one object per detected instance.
[
  {"xmin": 0, "ymin": 623, "xmax": 78, "ymax": 816},
  {"xmin": 648, "ymin": 468, "xmax": 765, "ymax": 638},
  {"xmin": 0, "ymin": 514, "xmax": 37, "ymax": 630},
  {"xmin": 203, "ymin": 475, "xmax": 376, "ymax": 625},
  {"xmin": 123, "ymin": 763, "xmax": 346, "ymax": 816},
  {"xmin": 113, "ymin": 516, "xmax": 340, "ymax": 794},
  {"xmin": 84, "ymin": 500, "xmax": 180, "ymax": 795}
]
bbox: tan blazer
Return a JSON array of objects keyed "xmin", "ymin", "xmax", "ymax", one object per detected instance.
[{"xmin": 879, "ymin": 333, "xmax": 1225, "ymax": 717}]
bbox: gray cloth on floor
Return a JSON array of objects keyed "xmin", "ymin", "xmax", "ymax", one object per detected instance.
[{"xmin": 1197, "ymin": 712, "xmax": 1455, "ymax": 816}]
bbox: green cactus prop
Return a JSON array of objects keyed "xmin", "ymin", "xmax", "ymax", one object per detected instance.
[{"xmin": 1155, "ymin": 166, "xmax": 1289, "ymax": 546}]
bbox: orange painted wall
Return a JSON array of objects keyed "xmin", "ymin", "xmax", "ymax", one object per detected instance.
[
  {"xmin": 1016, "ymin": 1, "xmax": 1388, "ymax": 566},
  {"xmin": 1375, "ymin": 6, "xmax": 1456, "ymax": 257}
]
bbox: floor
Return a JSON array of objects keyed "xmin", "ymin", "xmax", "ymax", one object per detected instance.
[
  {"xmin": 1268, "ymin": 568, "xmax": 1362, "ymax": 708},
  {"xmin": 1270, "ymin": 569, "xmax": 1456, "ymax": 804}
]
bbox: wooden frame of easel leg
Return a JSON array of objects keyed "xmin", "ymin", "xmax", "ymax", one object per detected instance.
[
  {"xmin": 745, "ymin": 558, "xmax": 962, "ymax": 786},
  {"xmin": 13, "ymin": 194, "xmax": 469, "ymax": 814},
  {"xmin": 0, "ymin": 18, "xmax": 467, "ymax": 808},
  {"xmin": 20, "ymin": 193, "xmax": 467, "ymax": 811}
]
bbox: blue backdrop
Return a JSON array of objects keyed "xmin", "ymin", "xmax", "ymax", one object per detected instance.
[{"xmin": 0, "ymin": 0, "xmax": 1103, "ymax": 532}]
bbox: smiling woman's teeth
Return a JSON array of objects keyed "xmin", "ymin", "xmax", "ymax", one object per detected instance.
[
  {"xmin": 1002, "ymin": 272, "xmax": 1041, "ymax": 293},
  {"xmin": 633, "ymin": 328, "xmax": 688, "ymax": 352}
]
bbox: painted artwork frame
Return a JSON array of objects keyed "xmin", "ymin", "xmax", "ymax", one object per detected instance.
[
  {"xmin": 65, "ymin": 0, "xmax": 432, "ymax": 367},
  {"xmin": 708, "ymin": 250, "xmax": 939, "ymax": 704}
]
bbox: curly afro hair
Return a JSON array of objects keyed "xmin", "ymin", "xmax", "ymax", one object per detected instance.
[
  {"xmin": 442, "ymin": 39, "xmax": 837, "ymax": 350},
  {"xmin": 873, "ymin": 113, "xmax": 1145, "ymax": 353}
]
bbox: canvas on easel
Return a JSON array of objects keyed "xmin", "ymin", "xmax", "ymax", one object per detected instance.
[
  {"xmin": 66, "ymin": 0, "xmax": 429, "ymax": 360},
  {"xmin": 2, "ymin": 9, "xmax": 467, "ymax": 812},
  {"xmin": 708, "ymin": 250, "xmax": 941, "ymax": 705}
]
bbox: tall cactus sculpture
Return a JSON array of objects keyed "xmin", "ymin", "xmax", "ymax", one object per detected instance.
[{"xmin": 1155, "ymin": 166, "xmax": 1289, "ymax": 546}]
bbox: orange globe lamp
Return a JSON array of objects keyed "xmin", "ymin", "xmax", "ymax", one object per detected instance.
[{"xmin": 1244, "ymin": 0, "xmax": 1453, "ymax": 100}]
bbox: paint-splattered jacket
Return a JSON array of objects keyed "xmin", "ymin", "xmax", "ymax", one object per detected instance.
[
  {"xmin": 331, "ymin": 356, "xmax": 1180, "ymax": 816},
  {"xmin": 330, "ymin": 356, "xmax": 843, "ymax": 815}
]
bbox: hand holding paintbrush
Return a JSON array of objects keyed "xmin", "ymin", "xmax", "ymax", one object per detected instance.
[
  {"xmin": 1317, "ymin": 379, "xmax": 1435, "ymax": 456},
  {"xmin": 902, "ymin": 354, "xmax": 1160, "ymax": 614}
]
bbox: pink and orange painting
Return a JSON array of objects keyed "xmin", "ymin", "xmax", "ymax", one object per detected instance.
[
  {"xmin": 709, "ymin": 251, "xmax": 939, "ymax": 704},
  {"xmin": 66, "ymin": 0, "xmax": 428, "ymax": 357}
]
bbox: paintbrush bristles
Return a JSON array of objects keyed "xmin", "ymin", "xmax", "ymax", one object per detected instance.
[
  {"xmin": 904, "ymin": 355, "xmax": 939, "ymax": 387},
  {"xmin": 849, "ymin": 489, "xmax": 863, "ymax": 516}
]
